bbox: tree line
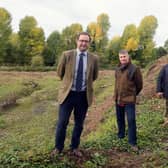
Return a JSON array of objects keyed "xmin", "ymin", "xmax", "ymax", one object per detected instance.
[{"xmin": 0, "ymin": 7, "xmax": 168, "ymax": 68}]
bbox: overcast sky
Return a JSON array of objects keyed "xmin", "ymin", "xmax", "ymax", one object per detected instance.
[{"xmin": 0, "ymin": 0, "xmax": 167, "ymax": 46}]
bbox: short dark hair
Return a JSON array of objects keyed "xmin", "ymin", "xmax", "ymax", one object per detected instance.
[
  {"xmin": 119, "ymin": 49, "xmax": 129, "ymax": 55},
  {"xmin": 76, "ymin": 32, "xmax": 91, "ymax": 42}
]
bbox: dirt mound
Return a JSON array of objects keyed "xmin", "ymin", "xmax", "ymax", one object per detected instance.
[
  {"xmin": 142, "ymin": 55, "xmax": 168, "ymax": 98},
  {"xmin": 51, "ymin": 148, "xmax": 145, "ymax": 168},
  {"xmin": 84, "ymin": 95, "xmax": 114, "ymax": 135}
]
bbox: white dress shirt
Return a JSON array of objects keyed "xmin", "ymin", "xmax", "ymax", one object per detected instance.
[{"xmin": 71, "ymin": 49, "xmax": 87, "ymax": 91}]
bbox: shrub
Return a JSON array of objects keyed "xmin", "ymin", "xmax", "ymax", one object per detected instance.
[{"xmin": 31, "ymin": 56, "xmax": 44, "ymax": 67}]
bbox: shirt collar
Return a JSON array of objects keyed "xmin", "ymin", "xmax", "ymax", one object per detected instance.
[{"xmin": 76, "ymin": 48, "xmax": 87, "ymax": 56}]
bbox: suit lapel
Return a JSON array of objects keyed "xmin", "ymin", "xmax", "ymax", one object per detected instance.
[
  {"xmin": 71, "ymin": 50, "xmax": 77, "ymax": 78},
  {"xmin": 87, "ymin": 53, "xmax": 92, "ymax": 79}
]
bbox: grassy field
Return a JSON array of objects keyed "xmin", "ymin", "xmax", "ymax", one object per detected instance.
[{"xmin": 0, "ymin": 71, "xmax": 168, "ymax": 168}]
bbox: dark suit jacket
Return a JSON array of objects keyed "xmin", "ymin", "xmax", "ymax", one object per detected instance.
[
  {"xmin": 57, "ymin": 49, "xmax": 99, "ymax": 106},
  {"xmin": 157, "ymin": 64, "xmax": 168, "ymax": 98}
]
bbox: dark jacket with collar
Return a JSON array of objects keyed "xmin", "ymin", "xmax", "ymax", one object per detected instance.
[
  {"xmin": 157, "ymin": 64, "xmax": 168, "ymax": 99},
  {"xmin": 114, "ymin": 63, "xmax": 143, "ymax": 104}
]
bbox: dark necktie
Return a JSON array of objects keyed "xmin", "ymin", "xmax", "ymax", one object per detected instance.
[{"xmin": 76, "ymin": 53, "xmax": 84, "ymax": 91}]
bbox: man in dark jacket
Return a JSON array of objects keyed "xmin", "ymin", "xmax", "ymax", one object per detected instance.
[
  {"xmin": 156, "ymin": 64, "xmax": 168, "ymax": 126},
  {"xmin": 114, "ymin": 50, "xmax": 143, "ymax": 151}
]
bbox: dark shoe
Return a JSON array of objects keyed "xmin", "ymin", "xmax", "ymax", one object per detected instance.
[
  {"xmin": 71, "ymin": 149, "xmax": 82, "ymax": 157},
  {"xmin": 50, "ymin": 148, "xmax": 61, "ymax": 157},
  {"xmin": 130, "ymin": 145, "xmax": 139, "ymax": 152},
  {"xmin": 118, "ymin": 133, "xmax": 125, "ymax": 139},
  {"xmin": 118, "ymin": 136, "xmax": 125, "ymax": 139}
]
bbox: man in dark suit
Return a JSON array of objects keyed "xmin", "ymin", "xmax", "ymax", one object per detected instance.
[{"xmin": 51, "ymin": 32, "xmax": 99, "ymax": 157}]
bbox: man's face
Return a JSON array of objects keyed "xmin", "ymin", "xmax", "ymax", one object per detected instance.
[
  {"xmin": 119, "ymin": 53, "xmax": 130, "ymax": 65},
  {"xmin": 77, "ymin": 34, "xmax": 90, "ymax": 52}
]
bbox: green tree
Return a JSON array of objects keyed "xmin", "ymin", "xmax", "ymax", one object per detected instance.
[
  {"xmin": 120, "ymin": 24, "xmax": 138, "ymax": 49},
  {"xmin": 87, "ymin": 22, "xmax": 97, "ymax": 52},
  {"xmin": 125, "ymin": 37, "xmax": 139, "ymax": 51},
  {"xmin": 97, "ymin": 13, "xmax": 110, "ymax": 36},
  {"xmin": 28, "ymin": 27, "xmax": 45, "ymax": 58},
  {"xmin": 164, "ymin": 39, "xmax": 168, "ymax": 53},
  {"xmin": 96, "ymin": 13, "xmax": 110, "ymax": 53},
  {"xmin": 106, "ymin": 36, "xmax": 121, "ymax": 65},
  {"xmin": 87, "ymin": 13, "xmax": 110, "ymax": 67},
  {"xmin": 0, "ymin": 8, "xmax": 12, "ymax": 64},
  {"xmin": 43, "ymin": 31, "xmax": 62, "ymax": 66},
  {"xmin": 138, "ymin": 15, "xmax": 158, "ymax": 64},
  {"xmin": 18, "ymin": 16, "xmax": 45, "ymax": 65},
  {"xmin": 152, "ymin": 47, "xmax": 167, "ymax": 59},
  {"xmin": 31, "ymin": 55, "xmax": 44, "ymax": 67},
  {"xmin": 5, "ymin": 33, "xmax": 20, "ymax": 65},
  {"xmin": 61, "ymin": 23, "xmax": 83, "ymax": 50}
]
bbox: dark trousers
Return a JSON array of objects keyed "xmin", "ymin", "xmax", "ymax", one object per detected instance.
[
  {"xmin": 55, "ymin": 91, "xmax": 88, "ymax": 151},
  {"xmin": 116, "ymin": 103, "xmax": 137, "ymax": 145}
]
